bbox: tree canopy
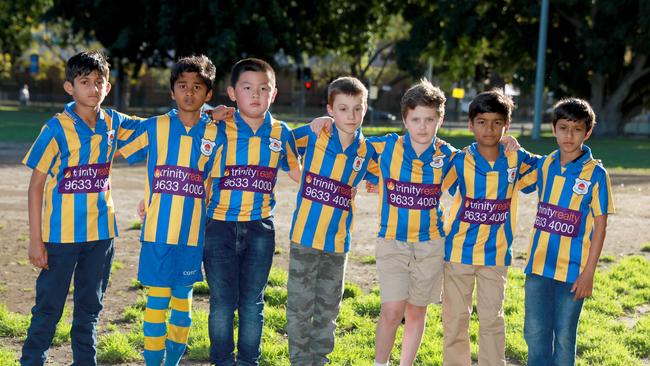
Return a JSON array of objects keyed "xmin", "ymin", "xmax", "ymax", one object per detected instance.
[{"xmin": 395, "ymin": 0, "xmax": 650, "ymax": 134}]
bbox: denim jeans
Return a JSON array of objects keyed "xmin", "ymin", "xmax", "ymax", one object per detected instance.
[
  {"xmin": 204, "ymin": 218, "xmax": 276, "ymax": 366},
  {"xmin": 524, "ymin": 274, "xmax": 584, "ymax": 366},
  {"xmin": 21, "ymin": 239, "xmax": 114, "ymax": 366}
]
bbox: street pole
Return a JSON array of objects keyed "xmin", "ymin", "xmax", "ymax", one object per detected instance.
[{"xmin": 532, "ymin": 0, "xmax": 550, "ymax": 139}]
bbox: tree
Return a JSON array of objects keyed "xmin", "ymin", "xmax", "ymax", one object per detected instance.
[
  {"xmin": 395, "ymin": 0, "xmax": 650, "ymax": 135},
  {"xmin": 0, "ymin": 0, "xmax": 53, "ymax": 77},
  {"xmin": 46, "ymin": 0, "xmax": 409, "ymax": 109}
]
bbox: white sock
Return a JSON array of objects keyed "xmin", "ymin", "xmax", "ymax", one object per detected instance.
[{"xmin": 374, "ymin": 361, "xmax": 389, "ymax": 366}]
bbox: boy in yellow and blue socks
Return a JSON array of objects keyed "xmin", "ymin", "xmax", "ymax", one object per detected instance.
[
  {"xmin": 204, "ymin": 58, "xmax": 301, "ymax": 366},
  {"xmin": 518, "ymin": 98, "xmax": 614, "ymax": 366},
  {"xmin": 118, "ymin": 55, "xmax": 223, "ymax": 365},
  {"xmin": 287, "ymin": 76, "xmax": 376, "ymax": 366},
  {"xmin": 442, "ymin": 90, "xmax": 538, "ymax": 366},
  {"xmin": 21, "ymin": 51, "xmax": 135, "ymax": 365}
]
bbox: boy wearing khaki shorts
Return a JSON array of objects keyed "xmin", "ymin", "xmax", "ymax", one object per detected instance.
[{"xmin": 366, "ymin": 80, "xmax": 456, "ymax": 366}]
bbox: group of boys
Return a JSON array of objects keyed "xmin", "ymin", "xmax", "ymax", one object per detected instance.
[{"xmin": 20, "ymin": 49, "xmax": 613, "ymax": 366}]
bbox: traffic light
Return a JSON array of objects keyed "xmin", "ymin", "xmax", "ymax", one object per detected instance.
[{"xmin": 298, "ymin": 66, "xmax": 313, "ymax": 90}]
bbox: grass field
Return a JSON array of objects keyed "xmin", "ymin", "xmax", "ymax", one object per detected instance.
[
  {"xmin": 1, "ymin": 256, "xmax": 648, "ymax": 365},
  {"xmin": 2, "ymin": 106, "xmax": 649, "ymax": 171}
]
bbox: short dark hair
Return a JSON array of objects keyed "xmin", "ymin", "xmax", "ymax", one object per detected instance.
[
  {"xmin": 170, "ymin": 55, "xmax": 216, "ymax": 92},
  {"xmin": 469, "ymin": 89, "xmax": 514, "ymax": 122},
  {"xmin": 65, "ymin": 51, "xmax": 110, "ymax": 84},
  {"xmin": 552, "ymin": 98, "xmax": 596, "ymax": 131},
  {"xmin": 230, "ymin": 58, "xmax": 275, "ymax": 87},
  {"xmin": 401, "ymin": 78, "xmax": 446, "ymax": 119},
  {"xmin": 327, "ymin": 76, "xmax": 368, "ymax": 106}
]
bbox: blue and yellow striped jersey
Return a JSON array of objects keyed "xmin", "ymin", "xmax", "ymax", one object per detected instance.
[
  {"xmin": 519, "ymin": 146, "xmax": 615, "ymax": 283},
  {"xmin": 444, "ymin": 143, "xmax": 538, "ymax": 266},
  {"xmin": 207, "ymin": 111, "xmax": 300, "ymax": 221},
  {"xmin": 289, "ymin": 125, "xmax": 375, "ymax": 253},
  {"xmin": 369, "ymin": 133, "xmax": 456, "ymax": 242},
  {"xmin": 117, "ymin": 109, "xmax": 222, "ymax": 246},
  {"xmin": 22, "ymin": 102, "xmax": 134, "ymax": 243}
]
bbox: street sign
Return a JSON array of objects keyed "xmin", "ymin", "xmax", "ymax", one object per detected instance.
[{"xmin": 452, "ymin": 88, "xmax": 465, "ymax": 99}]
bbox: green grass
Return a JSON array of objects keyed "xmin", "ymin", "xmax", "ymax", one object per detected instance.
[
  {"xmin": 0, "ymin": 106, "xmax": 60, "ymax": 142},
  {"xmin": 0, "ymin": 347, "xmax": 18, "ymax": 366},
  {"xmin": 128, "ymin": 221, "xmax": 142, "ymax": 230},
  {"xmin": 641, "ymin": 243, "xmax": 650, "ymax": 253},
  {"xmin": 193, "ymin": 280, "xmax": 210, "ymax": 295},
  {"xmin": 599, "ymin": 254, "xmax": 616, "ymax": 264},
  {"xmin": 0, "ymin": 304, "xmax": 30, "ymax": 337},
  {"xmin": 97, "ymin": 331, "xmax": 141, "ymax": 363},
  {"xmin": 360, "ymin": 255, "xmax": 376, "ymax": 265},
  {"xmin": 1, "ymin": 257, "xmax": 648, "ymax": 365},
  {"xmin": 2, "ymin": 107, "xmax": 648, "ymax": 171},
  {"xmin": 112, "ymin": 260, "xmax": 125, "ymax": 271},
  {"xmin": 288, "ymin": 122, "xmax": 650, "ymax": 171}
]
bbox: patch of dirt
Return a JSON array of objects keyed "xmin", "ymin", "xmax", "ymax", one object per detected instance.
[{"xmin": 1, "ymin": 144, "xmax": 648, "ymax": 364}]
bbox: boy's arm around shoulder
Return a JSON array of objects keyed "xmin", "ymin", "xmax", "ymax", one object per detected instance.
[
  {"xmin": 280, "ymin": 123, "xmax": 302, "ymax": 183},
  {"xmin": 515, "ymin": 149, "xmax": 542, "ymax": 194},
  {"xmin": 115, "ymin": 114, "xmax": 154, "ymax": 164}
]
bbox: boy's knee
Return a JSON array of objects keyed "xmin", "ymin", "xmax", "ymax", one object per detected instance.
[{"xmin": 380, "ymin": 306, "xmax": 404, "ymax": 325}]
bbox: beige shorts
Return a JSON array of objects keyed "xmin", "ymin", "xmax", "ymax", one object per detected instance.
[{"xmin": 375, "ymin": 237, "xmax": 445, "ymax": 306}]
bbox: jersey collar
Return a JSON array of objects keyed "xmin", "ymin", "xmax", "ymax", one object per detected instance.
[
  {"xmin": 63, "ymin": 101, "xmax": 107, "ymax": 135},
  {"xmin": 468, "ymin": 142, "xmax": 507, "ymax": 172},
  {"xmin": 402, "ymin": 132, "xmax": 436, "ymax": 162},
  {"xmin": 234, "ymin": 110, "xmax": 272, "ymax": 136},
  {"xmin": 550, "ymin": 145, "xmax": 593, "ymax": 172}
]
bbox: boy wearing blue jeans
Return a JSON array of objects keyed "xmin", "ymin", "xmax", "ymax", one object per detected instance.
[
  {"xmin": 519, "ymin": 98, "xmax": 614, "ymax": 366},
  {"xmin": 204, "ymin": 58, "xmax": 301, "ymax": 366},
  {"xmin": 21, "ymin": 51, "xmax": 134, "ymax": 365}
]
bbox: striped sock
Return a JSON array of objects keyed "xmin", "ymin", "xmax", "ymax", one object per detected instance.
[
  {"xmin": 143, "ymin": 286, "xmax": 171, "ymax": 366},
  {"xmin": 163, "ymin": 285, "xmax": 193, "ymax": 366}
]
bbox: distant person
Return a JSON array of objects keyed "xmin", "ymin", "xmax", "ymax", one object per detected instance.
[
  {"xmin": 20, "ymin": 84, "xmax": 30, "ymax": 106},
  {"xmin": 203, "ymin": 58, "xmax": 301, "ymax": 366},
  {"xmin": 518, "ymin": 98, "xmax": 614, "ymax": 366},
  {"xmin": 21, "ymin": 51, "xmax": 136, "ymax": 365}
]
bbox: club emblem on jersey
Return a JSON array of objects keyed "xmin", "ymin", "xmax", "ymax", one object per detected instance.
[
  {"xmin": 200, "ymin": 138, "xmax": 216, "ymax": 156},
  {"xmin": 106, "ymin": 130, "xmax": 115, "ymax": 146},
  {"xmin": 269, "ymin": 138, "xmax": 282, "ymax": 152},
  {"xmin": 430, "ymin": 154, "xmax": 446, "ymax": 169},
  {"xmin": 386, "ymin": 180, "xmax": 395, "ymax": 191},
  {"xmin": 353, "ymin": 156, "xmax": 365, "ymax": 172},
  {"xmin": 507, "ymin": 167, "xmax": 517, "ymax": 183},
  {"xmin": 573, "ymin": 178, "xmax": 591, "ymax": 195},
  {"xmin": 306, "ymin": 174, "xmax": 313, "ymax": 184}
]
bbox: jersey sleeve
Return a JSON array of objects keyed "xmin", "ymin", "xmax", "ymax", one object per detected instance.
[
  {"xmin": 280, "ymin": 124, "xmax": 301, "ymax": 172},
  {"xmin": 441, "ymin": 155, "xmax": 460, "ymax": 195},
  {"xmin": 367, "ymin": 134, "xmax": 392, "ymax": 154},
  {"xmin": 23, "ymin": 124, "xmax": 59, "ymax": 176},
  {"xmin": 117, "ymin": 117, "xmax": 151, "ymax": 164},
  {"xmin": 292, "ymin": 124, "xmax": 313, "ymax": 157},
  {"xmin": 591, "ymin": 168, "xmax": 615, "ymax": 216}
]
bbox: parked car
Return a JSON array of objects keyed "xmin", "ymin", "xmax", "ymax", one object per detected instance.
[
  {"xmin": 624, "ymin": 113, "xmax": 650, "ymax": 135},
  {"xmin": 365, "ymin": 106, "xmax": 397, "ymax": 124}
]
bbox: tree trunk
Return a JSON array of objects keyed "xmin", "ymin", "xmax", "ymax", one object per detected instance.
[
  {"xmin": 591, "ymin": 57, "xmax": 650, "ymax": 136},
  {"xmin": 112, "ymin": 59, "xmax": 129, "ymax": 112}
]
